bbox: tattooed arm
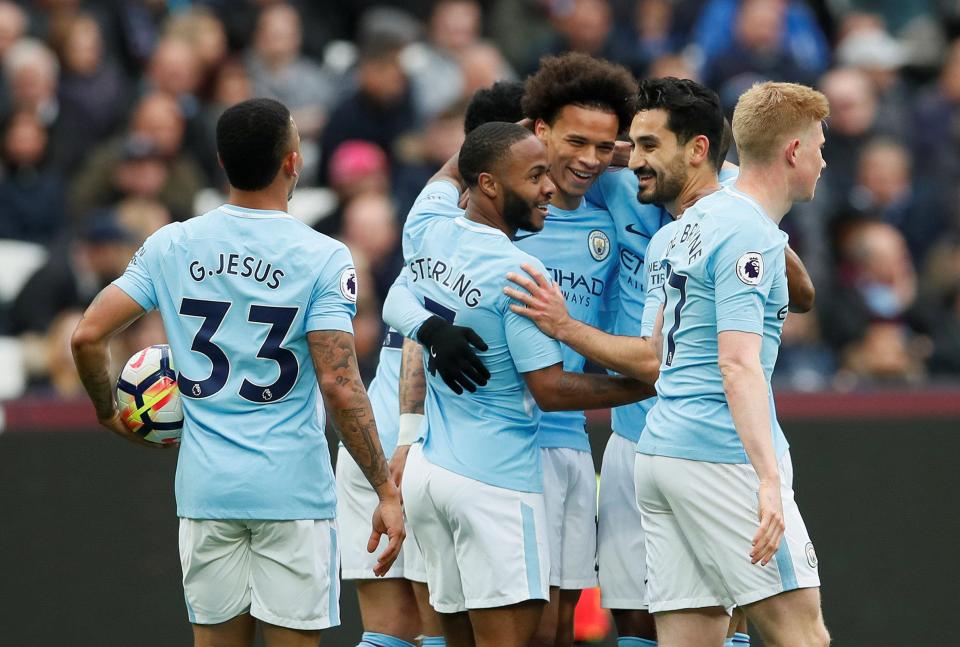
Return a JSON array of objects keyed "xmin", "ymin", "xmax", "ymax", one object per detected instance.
[
  {"xmin": 71, "ymin": 285, "xmax": 165, "ymax": 448},
  {"xmin": 308, "ymin": 330, "xmax": 405, "ymax": 575},
  {"xmin": 523, "ymin": 363, "xmax": 656, "ymax": 412},
  {"xmin": 389, "ymin": 337, "xmax": 428, "ymax": 490}
]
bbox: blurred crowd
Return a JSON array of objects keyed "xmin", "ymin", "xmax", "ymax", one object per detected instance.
[{"xmin": 2, "ymin": 0, "xmax": 960, "ymax": 400}]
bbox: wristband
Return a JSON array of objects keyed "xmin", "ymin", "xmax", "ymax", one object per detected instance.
[{"xmin": 397, "ymin": 413, "xmax": 425, "ymax": 446}]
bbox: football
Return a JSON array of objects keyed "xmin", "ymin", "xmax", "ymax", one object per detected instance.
[{"xmin": 116, "ymin": 344, "xmax": 183, "ymax": 445}]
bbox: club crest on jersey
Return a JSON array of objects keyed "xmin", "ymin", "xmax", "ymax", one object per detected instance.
[
  {"xmin": 588, "ymin": 230, "xmax": 610, "ymax": 261},
  {"xmin": 340, "ymin": 267, "xmax": 358, "ymax": 302},
  {"xmin": 805, "ymin": 542, "xmax": 818, "ymax": 568},
  {"xmin": 735, "ymin": 252, "xmax": 764, "ymax": 285}
]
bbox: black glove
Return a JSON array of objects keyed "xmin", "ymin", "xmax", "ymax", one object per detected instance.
[{"xmin": 416, "ymin": 315, "xmax": 490, "ymax": 394}]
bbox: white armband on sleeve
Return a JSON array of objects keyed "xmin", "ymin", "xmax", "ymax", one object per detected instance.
[{"xmin": 397, "ymin": 413, "xmax": 425, "ymax": 446}]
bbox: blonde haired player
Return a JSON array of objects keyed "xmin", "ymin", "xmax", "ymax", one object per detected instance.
[{"xmin": 627, "ymin": 81, "xmax": 831, "ymax": 647}]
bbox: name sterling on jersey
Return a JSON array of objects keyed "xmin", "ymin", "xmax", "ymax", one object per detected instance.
[
  {"xmin": 189, "ymin": 253, "xmax": 285, "ymax": 289},
  {"xmin": 408, "ymin": 256, "xmax": 482, "ymax": 307}
]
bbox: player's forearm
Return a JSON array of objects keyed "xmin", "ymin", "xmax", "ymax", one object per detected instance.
[
  {"xmin": 538, "ymin": 373, "xmax": 655, "ymax": 412},
  {"xmin": 557, "ymin": 318, "xmax": 659, "ymax": 383},
  {"xmin": 399, "ymin": 337, "xmax": 426, "ymax": 415},
  {"xmin": 430, "ymin": 152, "xmax": 465, "ymax": 193},
  {"xmin": 721, "ymin": 360, "xmax": 780, "ymax": 482},
  {"xmin": 71, "ymin": 324, "xmax": 118, "ymax": 420},
  {"xmin": 785, "ymin": 245, "xmax": 815, "ymax": 313},
  {"xmin": 309, "ymin": 331, "xmax": 394, "ymax": 497},
  {"xmin": 382, "ymin": 279, "xmax": 430, "ymax": 339}
]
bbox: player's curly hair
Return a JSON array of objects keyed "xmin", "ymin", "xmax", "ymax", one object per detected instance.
[{"xmin": 521, "ymin": 52, "xmax": 637, "ymax": 133}]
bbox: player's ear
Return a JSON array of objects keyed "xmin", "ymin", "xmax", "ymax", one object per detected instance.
[
  {"xmin": 785, "ymin": 138, "xmax": 801, "ymax": 168},
  {"xmin": 477, "ymin": 171, "xmax": 497, "ymax": 200},
  {"xmin": 534, "ymin": 119, "xmax": 550, "ymax": 140},
  {"xmin": 283, "ymin": 150, "xmax": 300, "ymax": 177},
  {"xmin": 689, "ymin": 134, "xmax": 709, "ymax": 166}
]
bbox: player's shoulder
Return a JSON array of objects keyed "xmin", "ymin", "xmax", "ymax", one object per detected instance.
[{"xmin": 411, "ymin": 180, "xmax": 461, "ymax": 212}]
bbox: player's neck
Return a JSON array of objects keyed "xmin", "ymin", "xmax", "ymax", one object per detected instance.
[
  {"xmin": 670, "ymin": 167, "xmax": 720, "ymax": 217},
  {"xmin": 466, "ymin": 201, "xmax": 515, "ymax": 238},
  {"xmin": 550, "ymin": 188, "xmax": 580, "ymax": 211},
  {"xmin": 226, "ymin": 185, "xmax": 289, "ymax": 213},
  {"xmin": 732, "ymin": 167, "xmax": 791, "ymax": 224}
]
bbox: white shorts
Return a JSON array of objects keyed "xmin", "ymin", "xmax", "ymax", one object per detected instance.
[
  {"xmin": 541, "ymin": 447, "xmax": 599, "ymax": 589},
  {"xmin": 597, "ymin": 433, "xmax": 648, "ymax": 609},
  {"xmin": 179, "ymin": 518, "xmax": 340, "ymax": 630},
  {"xmin": 335, "ymin": 446, "xmax": 426, "ymax": 582},
  {"xmin": 634, "ymin": 451, "xmax": 820, "ymax": 613},
  {"xmin": 402, "ymin": 443, "xmax": 550, "ymax": 613}
]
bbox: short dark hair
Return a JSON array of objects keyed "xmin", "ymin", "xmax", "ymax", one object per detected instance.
[
  {"xmin": 522, "ymin": 52, "xmax": 637, "ymax": 133},
  {"xmin": 719, "ymin": 116, "xmax": 734, "ymax": 163},
  {"xmin": 636, "ymin": 77, "xmax": 724, "ymax": 169},
  {"xmin": 216, "ymin": 98, "xmax": 292, "ymax": 191},
  {"xmin": 464, "ymin": 80, "xmax": 525, "ymax": 135},
  {"xmin": 459, "ymin": 121, "xmax": 534, "ymax": 187}
]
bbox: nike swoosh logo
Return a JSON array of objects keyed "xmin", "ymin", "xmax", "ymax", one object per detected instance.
[
  {"xmin": 624, "ymin": 224, "xmax": 651, "ymax": 239},
  {"xmin": 513, "ymin": 232, "xmax": 538, "ymax": 241}
]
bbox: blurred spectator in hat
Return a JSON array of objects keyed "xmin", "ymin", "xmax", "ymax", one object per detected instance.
[
  {"xmin": 70, "ymin": 92, "xmax": 204, "ymax": 220},
  {"xmin": 315, "ymin": 139, "xmax": 390, "ymax": 237},
  {"xmin": 318, "ymin": 38, "xmax": 416, "ymax": 185},
  {"xmin": 0, "ymin": 111, "xmax": 64, "ymax": 245},
  {"xmin": 703, "ymin": 0, "xmax": 819, "ymax": 113},
  {"xmin": 9, "ymin": 211, "xmax": 137, "ymax": 336},
  {"xmin": 55, "ymin": 13, "xmax": 130, "ymax": 173}
]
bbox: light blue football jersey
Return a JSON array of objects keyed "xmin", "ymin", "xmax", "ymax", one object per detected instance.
[
  {"xmin": 586, "ymin": 169, "xmax": 670, "ymax": 442},
  {"xmin": 399, "ymin": 184, "xmax": 563, "ymax": 492},
  {"xmin": 637, "ymin": 186, "xmax": 790, "ymax": 463},
  {"xmin": 640, "ymin": 219, "xmax": 679, "ymax": 337},
  {"xmin": 514, "ymin": 201, "xmax": 618, "ymax": 452},
  {"xmin": 113, "ymin": 204, "xmax": 357, "ymax": 520},
  {"xmin": 587, "ymin": 166, "xmax": 740, "ymax": 442}
]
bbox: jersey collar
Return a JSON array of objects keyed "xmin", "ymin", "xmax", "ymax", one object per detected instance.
[
  {"xmin": 219, "ymin": 204, "xmax": 293, "ymax": 219},
  {"xmin": 455, "ymin": 216, "xmax": 509, "ymax": 239}
]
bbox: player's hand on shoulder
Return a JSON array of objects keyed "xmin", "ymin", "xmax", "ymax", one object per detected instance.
[
  {"xmin": 504, "ymin": 263, "xmax": 571, "ymax": 339},
  {"xmin": 416, "ymin": 316, "xmax": 490, "ymax": 395},
  {"xmin": 369, "ymin": 491, "xmax": 406, "ymax": 577},
  {"xmin": 611, "ymin": 140, "xmax": 633, "ymax": 168},
  {"xmin": 100, "ymin": 410, "xmax": 178, "ymax": 449}
]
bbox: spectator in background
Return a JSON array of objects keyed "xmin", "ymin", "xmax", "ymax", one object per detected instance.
[
  {"xmin": 912, "ymin": 38, "xmax": 960, "ymax": 207},
  {"xmin": 544, "ymin": 0, "xmax": 634, "ymax": 72},
  {"xmin": 70, "ymin": 92, "xmax": 204, "ymax": 221},
  {"xmin": 55, "ymin": 13, "xmax": 129, "ymax": 173},
  {"xmin": 0, "ymin": 111, "xmax": 64, "ymax": 244},
  {"xmin": 9, "ymin": 212, "xmax": 136, "ymax": 336},
  {"xmin": 835, "ymin": 20, "xmax": 911, "ymax": 142},
  {"xmin": 407, "ymin": 0, "xmax": 483, "ymax": 120},
  {"xmin": 621, "ymin": 0, "xmax": 683, "ymax": 75},
  {"xmin": 318, "ymin": 39, "xmax": 416, "ymax": 185},
  {"xmin": 488, "ymin": 0, "xmax": 555, "ymax": 73},
  {"xmin": 703, "ymin": 0, "xmax": 819, "ymax": 112},
  {"xmin": 820, "ymin": 221, "xmax": 931, "ymax": 357},
  {"xmin": 0, "ymin": 0, "xmax": 29, "ymax": 112},
  {"xmin": 648, "ymin": 52, "xmax": 699, "ymax": 81},
  {"xmin": 340, "ymin": 192, "xmax": 403, "ymax": 303},
  {"xmin": 457, "ymin": 42, "xmax": 515, "ymax": 104},
  {"xmin": 163, "ymin": 6, "xmax": 229, "ymax": 97},
  {"xmin": 844, "ymin": 138, "xmax": 945, "ymax": 264},
  {"xmin": 394, "ymin": 100, "xmax": 467, "ymax": 216},
  {"xmin": 197, "ymin": 59, "xmax": 254, "ymax": 189},
  {"xmin": 691, "ymin": 0, "xmax": 829, "ymax": 77},
  {"xmin": 316, "ymin": 139, "xmax": 390, "ymax": 237},
  {"xmin": 246, "ymin": 3, "xmax": 337, "ymax": 142}
]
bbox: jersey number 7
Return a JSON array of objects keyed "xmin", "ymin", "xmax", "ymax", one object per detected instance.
[{"xmin": 178, "ymin": 298, "xmax": 299, "ymax": 402}]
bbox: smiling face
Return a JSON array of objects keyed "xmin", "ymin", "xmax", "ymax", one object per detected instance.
[
  {"xmin": 536, "ymin": 104, "xmax": 618, "ymax": 209},
  {"xmin": 495, "ymin": 134, "xmax": 555, "ymax": 232},
  {"xmin": 628, "ymin": 108, "xmax": 689, "ymax": 206}
]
